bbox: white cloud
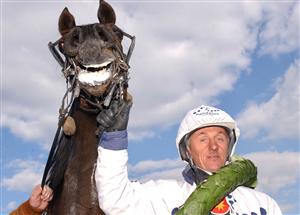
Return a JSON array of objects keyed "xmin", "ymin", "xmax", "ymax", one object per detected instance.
[
  {"xmin": 244, "ymin": 151, "xmax": 300, "ymax": 213},
  {"xmin": 1, "ymin": 201, "xmax": 18, "ymax": 213},
  {"xmin": 258, "ymin": 1, "xmax": 300, "ymax": 56},
  {"xmin": 2, "ymin": 3, "xmax": 68, "ymax": 147},
  {"xmin": 1, "ymin": 159, "xmax": 44, "ymax": 192},
  {"xmin": 128, "ymin": 129, "xmax": 155, "ymax": 141},
  {"xmin": 128, "ymin": 158, "xmax": 185, "ymax": 182},
  {"xmin": 2, "ymin": 1, "xmax": 298, "ymax": 144},
  {"xmin": 127, "ymin": 2, "xmax": 259, "ymax": 132},
  {"xmin": 129, "ymin": 158, "xmax": 183, "ymax": 174},
  {"xmin": 139, "ymin": 168, "xmax": 184, "ymax": 183},
  {"xmin": 6, "ymin": 201, "xmax": 18, "ymax": 211},
  {"xmin": 1, "ymin": 106, "xmax": 59, "ymax": 146},
  {"xmin": 237, "ymin": 59, "xmax": 300, "ymax": 140},
  {"xmin": 244, "ymin": 151, "xmax": 300, "ymax": 195}
]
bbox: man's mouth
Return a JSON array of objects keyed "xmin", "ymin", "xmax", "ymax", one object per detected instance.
[{"xmin": 207, "ymin": 155, "xmax": 220, "ymax": 160}]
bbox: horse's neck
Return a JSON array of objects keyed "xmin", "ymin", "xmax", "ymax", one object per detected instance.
[{"xmin": 49, "ymin": 99, "xmax": 102, "ymax": 214}]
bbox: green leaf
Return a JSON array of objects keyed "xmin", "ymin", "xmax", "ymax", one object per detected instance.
[{"xmin": 176, "ymin": 156, "xmax": 257, "ymax": 215}]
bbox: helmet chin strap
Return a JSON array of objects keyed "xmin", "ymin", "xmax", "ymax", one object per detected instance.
[
  {"xmin": 186, "ymin": 154, "xmax": 210, "ymax": 185},
  {"xmin": 184, "ymin": 145, "xmax": 209, "ymax": 183},
  {"xmin": 226, "ymin": 128, "xmax": 237, "ymax": 162}
]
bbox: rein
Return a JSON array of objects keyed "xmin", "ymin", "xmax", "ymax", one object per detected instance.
[{"xmin": 42, "ymin": 26, "xmax": 135, "ymax": 188}]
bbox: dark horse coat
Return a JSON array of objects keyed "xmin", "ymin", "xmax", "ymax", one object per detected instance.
[{"xmin": 44, "ymin": 1, "xmax": 132, "ymax": 214}]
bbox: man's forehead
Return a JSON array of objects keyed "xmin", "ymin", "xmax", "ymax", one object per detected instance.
[{"xmin": 193, "ymin": 126, "xmax": 229, "ymax": 135}]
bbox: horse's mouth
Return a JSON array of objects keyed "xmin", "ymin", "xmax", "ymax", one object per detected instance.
[{"xmin": 77, "ymin": 59, "xmax": 113, "ymax": 87}]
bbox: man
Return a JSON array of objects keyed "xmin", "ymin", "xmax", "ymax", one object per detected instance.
[
  {"xmin": 95, "ymin": 100, "xmax": 282, "ymax": 215},
  {"xmin": 9, "ymin": 184, "xmax": 53, "ymax": 215}
]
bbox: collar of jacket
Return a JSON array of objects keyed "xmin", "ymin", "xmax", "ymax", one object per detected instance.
[{"xmin": 182, "ymin": 165, "xmax": 209, "ymax": 185}]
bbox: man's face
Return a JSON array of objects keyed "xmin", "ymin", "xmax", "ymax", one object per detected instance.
[{"xmin": 187, "ymin": 126, "xmax": 229, "ymax": 172}]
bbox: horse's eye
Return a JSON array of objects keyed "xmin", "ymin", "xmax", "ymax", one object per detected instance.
[
  {"xmin": 114, "ymin": 30, "xmax": 123, "ymax": 40},
  {"xmin": 71, "ymin": 29, "xmax": 80, "ymax": 44},
  {"xmin": 112, "ymin": 26, "xmax": 123, "ymax": 40}
]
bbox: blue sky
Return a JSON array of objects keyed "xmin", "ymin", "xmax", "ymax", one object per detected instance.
[{"xmin": 1, "ymin": 0, "xmax": 299, "ymax": 214}]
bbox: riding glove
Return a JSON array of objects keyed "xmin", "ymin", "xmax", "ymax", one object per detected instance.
[{"xmin": 96, "ymin": 96, "xmax": 132, "ymax": 133}]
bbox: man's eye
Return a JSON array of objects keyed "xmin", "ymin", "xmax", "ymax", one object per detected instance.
[
  {"xmin": 199, "ymin": 137, "xmax": 209, "ymax": 144},
  {"xmin": 215, "ymin": 135, "xmax": 227, "ymax": 143},
  {"xmin": 216, "ymin": 137, "xmax": 225, "ymax": 142}
]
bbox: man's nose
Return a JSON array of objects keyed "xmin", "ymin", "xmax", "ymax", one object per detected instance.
[{"xmin": 208, "ymin": 139, "xmax": 218, "ymax": 150}]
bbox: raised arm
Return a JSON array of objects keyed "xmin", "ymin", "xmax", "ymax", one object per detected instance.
[{"xmin": 95, "ymin": 98, "xmax": 137, "ymax": 214}]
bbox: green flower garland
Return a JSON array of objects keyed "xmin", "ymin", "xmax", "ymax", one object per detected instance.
[{"xmin": 176, "ymin": 156, "xmax": 257, "ymax": 215}]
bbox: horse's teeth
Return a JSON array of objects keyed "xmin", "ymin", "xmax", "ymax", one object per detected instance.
[
  {"xmin": 78, "ymin": 69, "xmax": 112, "ymax": 86},
  {"xmin": 84, "ymin": 59, "xmax": 113, "ymax": 69}
]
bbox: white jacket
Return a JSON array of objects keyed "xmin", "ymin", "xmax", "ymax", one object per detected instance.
[{"xmin": 95, "ymin": 131, "xmax": 282, "ymax": 215}]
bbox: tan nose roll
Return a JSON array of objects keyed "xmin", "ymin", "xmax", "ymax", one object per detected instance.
[{"xmin": 63, "ymin": 116, "xmax": 76, "ymax": 136}]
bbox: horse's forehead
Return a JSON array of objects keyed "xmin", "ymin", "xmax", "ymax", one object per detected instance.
[
  {"xmin": 76, "ymin": 23, "xmax": 98, "ymax": 34},
  {"xmin": 77, "ymin": 23, "xmax": 97, "ymax": 29},
  {"xmin": 75, "ymin": 23, "xmax": 115, "ymax": 38},
  {"xmin": 77, "ymin": 23, "xmax": 112, "ymax": 31}
]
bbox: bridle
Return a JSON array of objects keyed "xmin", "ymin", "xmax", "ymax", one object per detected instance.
[
  {"xmin": 48, "ymin": 24, "xmax": 135, "ymax": 125},
  {"xmin": 41, "ymin": 25, "xmax": 135, "ymax": 188}
]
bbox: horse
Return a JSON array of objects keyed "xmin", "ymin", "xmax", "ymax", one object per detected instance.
[{"xmin": 42, "ymin": 1, "xmax": 135, "ymax": 214}]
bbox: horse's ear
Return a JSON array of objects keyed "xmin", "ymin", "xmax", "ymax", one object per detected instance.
[
  {"xmin": 97, "ymin": 0, "xmax": 116, "ymax": 25},
  {"xmin": 59, "ymin": 7, "xmax": 76, "ymax": 36}
]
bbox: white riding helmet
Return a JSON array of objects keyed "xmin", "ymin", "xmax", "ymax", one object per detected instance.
[{"xmin": 176, "ymin": 105, "xmax": 240, "ymax": 162}]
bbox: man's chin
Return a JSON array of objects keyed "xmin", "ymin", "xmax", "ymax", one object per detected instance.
[{"xmin": 204, "ymin": 161, "xmax": 224, "ymax": 172}]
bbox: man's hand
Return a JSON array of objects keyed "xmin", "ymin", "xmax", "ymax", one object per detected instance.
[
  {"xmin": 29, "ymin": 185, "xmax": 53, "ymax": 211},
  {"xmin": 97, "ymin": 95, "xmax": 133, "ymax": 132}
]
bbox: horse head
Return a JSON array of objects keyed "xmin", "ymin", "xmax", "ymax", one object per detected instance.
[
  {"xmin": 50, "ymin": 0, "xmax": 134, "ymax": 105},
  {"xmin": 59, "ymin": 1, "xmax": 123, "ymax": 97}
]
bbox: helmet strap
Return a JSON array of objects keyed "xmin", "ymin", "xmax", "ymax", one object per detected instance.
[
  {"xmin": 226, "ymin": 129, "xmax": 237, "ymax": 161},
  {"xmin": 188, "ymin": 161, "xmax": 209, "ymax": 185},
  {"xmin": 179, "ymin": 134, "xmax": 191, "ymax": 162}
]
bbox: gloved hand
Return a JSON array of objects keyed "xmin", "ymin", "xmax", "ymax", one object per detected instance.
[{"xmin": 96, "ymin": 95, "xmax": 132, "ymax": 133}]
